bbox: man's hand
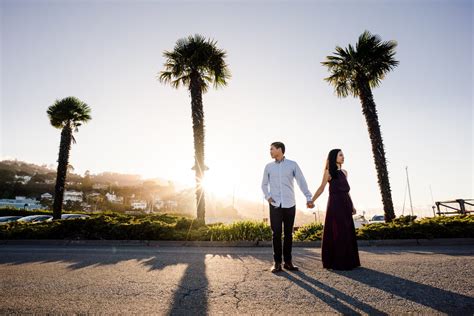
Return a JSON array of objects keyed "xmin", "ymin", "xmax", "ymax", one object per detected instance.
[
  {"xmin": 352, "ymin": 206, "xmax": 357, "ymax": 215},
  {"xmin": 268, "ymin": 197, "xmax": 275, "ymax": 204},
  {"xmin": 307, "ymin": 201, "xmax": 315, "ymax": 209}
]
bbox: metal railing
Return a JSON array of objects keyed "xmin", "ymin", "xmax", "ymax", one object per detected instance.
[{"xmin": 435, "ymin": 199, "xmax": 473, "ymax": 216}]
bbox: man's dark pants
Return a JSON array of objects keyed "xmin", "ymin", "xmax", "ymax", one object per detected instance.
[{"xmin": 269, "ymin": 203, "xmax": 296, "ymax": 263}]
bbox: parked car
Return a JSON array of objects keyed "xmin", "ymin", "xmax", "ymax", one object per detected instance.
[
  {"xmin": 17, "ymin": 215, "xmax": 53, "ymax": 223},
  {"xmin": 61, "ymin": 214, "xmax": 90, "ymax": 220},
  {"xmin": 368, "ymin": 215, "xmax": 385, "ymax": 224},
  {"xmin": 0, "ymin": 216, "xmax": 24, "ymax": 225},
  {"xmin": 353, "ymin": 215, "xmax": 369, "ymax": 228}
]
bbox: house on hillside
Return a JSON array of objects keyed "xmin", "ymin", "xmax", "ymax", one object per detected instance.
[
  {"xmin": 41, "ymin": 193, "xmax": 53, "ymax": 200},
  {"xmin": 131, "ymin": 200, "xmax": 147, "ymax": 210},
  {"xmin": 105, "ymin": 193, "xmax": 124, "ymax": 204},
  {"xmin": 63, "ymin": 190, "xmax": 83, "ymax": 202},
  {"xmin": 14, "ymin": 175, "xmax": 32, "ymax": 184},
  {"xmin": 92, "ymin": 183, "xmax": 109, "ymax": 190},
  {"xmin": 0, "ymin": 196, "xmax": 42, "ymax": 210}
]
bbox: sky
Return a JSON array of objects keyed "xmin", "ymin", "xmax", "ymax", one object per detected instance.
[{"xmin": 1, "ymin": 0, "xmax": 473, "ymax": 217}]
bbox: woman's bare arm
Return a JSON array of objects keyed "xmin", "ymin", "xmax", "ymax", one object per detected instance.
[
  {"xmin": 345, "ymin": 170, "xmax": 357, "ymax": 214},
  {"xmin": 311, "ymin": 169, "xmax": 331, "ymax": 203}
]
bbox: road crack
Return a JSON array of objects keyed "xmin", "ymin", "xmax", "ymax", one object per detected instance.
[{"xmin": 231, "ymin": 263, "xmax": 250, "ymax": 310}]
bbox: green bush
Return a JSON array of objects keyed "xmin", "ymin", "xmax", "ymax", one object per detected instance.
[
  {"xmin": 292, "ymin": 215, "xmax": 474, "ymax": 241},
  {"xmin": 1, "ymin": 209, "xmax": 472, "ymax": 241},
  {"xmin": 206, "ymin": 220, "xmax": 272, "ymax": 241},
  {"xmin": 0, "ymin": 213, "xmax": 176, "ymax": 240},
  {"xmin": 293, "ymin": 222, "xmax": 324, "ymax": 241},
  {"xmin": 391, "ymin": 215, "xmax": 417, "ymax": 225},
  {"xmin": 0, "ymin": 210, "xmax": 271, "ymax": 241},
  {"xmin": 356, "ymin": 215, "xmax": 474, "ymax": 240}
]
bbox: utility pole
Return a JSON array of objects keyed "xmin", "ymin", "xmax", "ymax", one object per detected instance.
[{"xmin": 429, "ymin": 185, "xmax": 436, "ymax": 217}]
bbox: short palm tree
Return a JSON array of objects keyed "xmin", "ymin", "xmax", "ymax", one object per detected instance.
[
  {"xmin": 159, "ymin": 34, "xmax": 230, "ymax": 222},
  {"xmin": 322, "ymin": 30, "xmax": 399, "ymax": 221},
  {"xmin": 47, "ymin": 96, "xmax": 91, "ymax": 219}
]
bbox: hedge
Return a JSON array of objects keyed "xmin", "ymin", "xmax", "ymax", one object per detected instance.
[{"xmin": 0, "ymin": 208, "xmax": 472, "ymax": 241}]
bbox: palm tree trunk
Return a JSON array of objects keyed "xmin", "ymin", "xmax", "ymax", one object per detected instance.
[
  {"xmin": 189, "ymin": 72, "xmax": 206, "ymax": 222},
  {"xmin": 358, "ymin": 79, "xmax": 396, "ymax": 221},
  {"xmin": 52, "ymin": 124, "xmax": 73, "ymax": 219}
]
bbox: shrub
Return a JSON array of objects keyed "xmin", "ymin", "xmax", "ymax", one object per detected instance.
[
  {"xmin": 293, "ymin": 222, "xmax": 324, "ymax": 241},
  {"xmin": 356, "ymin": 215, "xmax": 474, "ymax": 240},
  {"xmin": 206, "ymin": 220, "xmax": 272, "ymax": 241},
  {"xmin": 1, "ymin": 209, "xmax": 472, "ymax": 241}
]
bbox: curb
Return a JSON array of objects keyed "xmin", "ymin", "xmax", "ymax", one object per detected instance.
[{"xmin": 0, "ymin": 238, "xmax": 473, "ymax": 247}]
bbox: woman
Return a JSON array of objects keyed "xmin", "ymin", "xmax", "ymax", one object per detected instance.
[{"xmin": 311, "ymin": 149, "xmax": 361, "ymax": 270}]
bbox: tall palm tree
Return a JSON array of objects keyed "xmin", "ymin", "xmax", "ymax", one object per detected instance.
[
  {"xmin": 158, "ymin": 34, "xmax": 231, "ymax": 222},
  {"xmin": 322, "ymin": 30, "xmax": 399, "ymax": 221},
  {"xmin": 47, "ymin": 96, "xmax": 91, "ymax": 219}
]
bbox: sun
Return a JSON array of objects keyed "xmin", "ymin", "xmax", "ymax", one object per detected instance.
[{"xmin": 200, "ymin": 170, "xmax": 235, "ymax": 199}]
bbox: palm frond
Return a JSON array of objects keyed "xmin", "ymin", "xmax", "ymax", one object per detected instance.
[
  {"xmin": 321, "ymin": 30, "xmax": 399, "ymax": 98},
  {"xmin": 158, "ymin": 34, "xmax": 231, "ymax": 93},
  {"xmin": 47, "ymin": 96, "xmax": 92, "ymax": 129}
]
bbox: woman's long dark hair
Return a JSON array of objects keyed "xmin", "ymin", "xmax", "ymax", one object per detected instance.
[{"xmin": 327, "ymin": 149, "xmax": 341, "ymax": 181}]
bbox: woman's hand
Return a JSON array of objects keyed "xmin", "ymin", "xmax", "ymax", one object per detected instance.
[{"xmin": 352, "ymin": 206, "xmax": 357, "ymax": 215}]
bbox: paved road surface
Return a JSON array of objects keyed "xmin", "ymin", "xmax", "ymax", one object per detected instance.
[{"xmin": 0, "ymin": 244, "xmax": 473, "ymax": 314}]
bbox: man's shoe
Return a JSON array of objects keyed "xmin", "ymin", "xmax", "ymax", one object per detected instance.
[
  {"xmin": 271, "ymin": 262, "xmax": 282, "ymax": 273},
  {"xmin": 283, "ymin": 262, "xmax": 299, "ymax": 271}
]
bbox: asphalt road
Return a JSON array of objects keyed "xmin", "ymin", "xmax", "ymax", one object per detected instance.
[{"xmin": 0, "ymin": 244, "xmax": 473, "ymax": 315}]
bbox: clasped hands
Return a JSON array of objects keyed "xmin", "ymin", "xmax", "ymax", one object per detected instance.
[{"xmin": 267, "ymin": 197, "xmax": 316, "ymax": 209}]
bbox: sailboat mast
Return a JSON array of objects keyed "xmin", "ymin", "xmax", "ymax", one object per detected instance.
[{"xmin": 405, "ymin": 166, "xmax": 414, "ymax": 216}]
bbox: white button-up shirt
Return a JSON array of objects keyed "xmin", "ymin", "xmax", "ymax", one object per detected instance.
[{"xmin": 261, "ymin": 157, "xmax": 312, "ymax": 208}]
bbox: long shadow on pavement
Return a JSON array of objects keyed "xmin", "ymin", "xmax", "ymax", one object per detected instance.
[
  {"xmin": 333, "ymin": 267, "xmax": 474, "ymax": 314},
  {"xmin": 280, "ymin": 270, "xmax": 388, "ymax": 315}
]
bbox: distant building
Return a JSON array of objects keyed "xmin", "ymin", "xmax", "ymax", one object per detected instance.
[
  {"xmin": 66, "ymin": 181, "xmax": 81, "ymax": 185},
  {"xmin": 105, "ymin": 193, "xmax": 124, "ymax": 204},
  {"xmin": 41, "ymin": 193, "xmax": 53, "ymax": 200},
  {"xmin": 0, "ymin": 196, "xmax": 42, "ymax": 210},
  {"xmin": 131, "ymin": 200, "xmax": 147, "ymax": 210},
  {"xmin": 80, "ymin": 202, "xmax": 92, "ymax": 211},
  {"xmin": 14, "ymin": 175, "xmax": 32, "ymax": 184},
  {"xmin": 153, "ymin": 195, "xmax": 164, "ymax": 208},
  {"xmin": 63, "ymin": 190, "xmax": 83, "ymax": 202},
  {"xmin": 93, "ymin": 183, "xmax": 109, "ymax": 190},
  {"xmin": 153, "ymin": 197, "xmax": 178, "ymax": 210}
]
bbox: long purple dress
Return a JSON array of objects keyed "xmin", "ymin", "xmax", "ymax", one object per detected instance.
[{"xmin": 321, "ymin": 169, "xmax": 361, "ymax": 270}]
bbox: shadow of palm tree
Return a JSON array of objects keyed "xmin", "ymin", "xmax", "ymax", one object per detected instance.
[
  {"xmin": 333, "ymin": 267, "xmax": 474, "ymax": 314},
  {"xmin": 0, "ymin": 245, "xmax": 213, "ymax": 314},
  {"xmin": 139, "ymin": 251, "xmax": 209, "ymax": 315},
  {"xmin": 0, "ymin": 245, "xmax": 275, "ymax": 314},
  {"xmin": 4, "ymin": 245, "xmax": 467, "ymax": 314}
]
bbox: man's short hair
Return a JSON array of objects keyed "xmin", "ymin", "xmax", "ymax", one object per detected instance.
[{"xmin": 271, "ymin": 142, "xmax": 285, "ymax": 154}]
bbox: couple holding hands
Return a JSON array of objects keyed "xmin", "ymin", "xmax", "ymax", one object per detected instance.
[{"xmin": 261, "ymin": 142, "xmax": 361, "ymax": 273}]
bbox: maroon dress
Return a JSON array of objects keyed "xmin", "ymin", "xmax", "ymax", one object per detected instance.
[{"xmin": 321, "ymin": 169, "xmax": 361, "ymax": 270}]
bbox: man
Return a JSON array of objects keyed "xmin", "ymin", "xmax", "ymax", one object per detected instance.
[{"xmin": 261, "ymin": 141, "xmax": 314, "ymax": 273}]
